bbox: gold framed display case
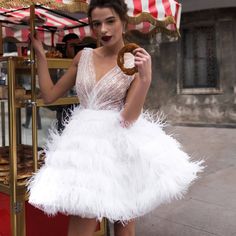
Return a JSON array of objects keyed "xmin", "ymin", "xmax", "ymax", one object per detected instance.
[{"xmin": 0, "ymin": 56, "xmax": 106, "ymax": 236}]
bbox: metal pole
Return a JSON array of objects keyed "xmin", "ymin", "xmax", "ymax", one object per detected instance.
[
  {"xmin": 1, "ymin": 101, "xmax": 5, "ymax": 146},
  {"xmin": 30, "ymin": 4, "xmax": 38, "ymax": 173},
  {"xmin": 0, "ymin": 23, "xmax": 3, "ymax": 55},
  {"xmin": 8, "ymin": 57, "xmax": 18, "ymax": 236}
]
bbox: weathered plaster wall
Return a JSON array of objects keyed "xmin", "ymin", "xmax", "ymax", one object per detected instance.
[
  {"xmin": 143, "ymin": 8, "xmax": 236, "ymax": 126},
  {"xmin": 179, "ymin": 0, "xmax": 236, "ymax": 13}
]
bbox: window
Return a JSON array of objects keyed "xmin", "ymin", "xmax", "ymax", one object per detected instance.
[{"xmin": 178, "ymin": 25, "xmax": 221, "ymax": 94}]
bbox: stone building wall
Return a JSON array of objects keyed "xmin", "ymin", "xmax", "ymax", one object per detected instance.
[{"xmin": 143, "ymin": 8, "xmax": 236, "ymax": 127}]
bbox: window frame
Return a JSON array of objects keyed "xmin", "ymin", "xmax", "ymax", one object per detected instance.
[{"xmin": 177, "ymin": 21, "xmax": 223, "ymax": 95}]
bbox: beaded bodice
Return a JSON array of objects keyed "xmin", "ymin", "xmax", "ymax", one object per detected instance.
[{"xmin": 75, "ymin": 48, "xmax": 134, "ymax": 111}]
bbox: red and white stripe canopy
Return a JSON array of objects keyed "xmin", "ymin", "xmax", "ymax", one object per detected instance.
[
  {"xmin": 126, "ymin": 0, "xmax": 181, "ymax": 34},
  {"xmin": 0, "ymin": 0, "xmax": 181, "ymax": 45},
  {"xmin": 0, "ymin": 4, "xmax": 90, "ymax": 45}
]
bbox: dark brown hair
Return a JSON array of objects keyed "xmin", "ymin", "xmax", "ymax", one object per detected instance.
[{"xmin": 88, "ymin": 0, "xmax": 128, "ymax": 26}]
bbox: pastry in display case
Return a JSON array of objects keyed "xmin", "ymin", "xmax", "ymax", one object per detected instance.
[{"xmin": 0, "ymin": 145, "xmax": 45, "ymax": 186}]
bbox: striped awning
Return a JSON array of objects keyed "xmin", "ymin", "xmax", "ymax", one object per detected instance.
[
  {"xmin": 0, "ymin": 2, "xmax": 90, "ymax": 46},
  {"xmin": 0, "ymin": 0, "xmax": 181, "ymax": 45},
  {"xmin": 126, "ymin": 0, "xmax": 181, "ymax": 35}
]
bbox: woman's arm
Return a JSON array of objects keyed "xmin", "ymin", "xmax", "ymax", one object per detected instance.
[
  {"xmin": 31, "ymin": 34, "xmax": 81, "ymax": 104},
  {"xmin": 121, "ymin": 47, "xmax": 152, "ymax": 125}
]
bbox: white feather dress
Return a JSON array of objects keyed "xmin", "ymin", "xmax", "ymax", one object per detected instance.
[{"xmin": 28, "ymin": 48, "xmax": 204, "ymax": 222}]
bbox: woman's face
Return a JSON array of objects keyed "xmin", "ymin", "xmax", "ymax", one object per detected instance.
[{"xmin": 90, "ymin": 7, "xmax": 124, "ymax": 47}]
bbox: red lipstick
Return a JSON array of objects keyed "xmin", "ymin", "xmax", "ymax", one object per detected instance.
[{"xmin": 101, "ymin": 36, "xmax": 112, "ymax": 42}]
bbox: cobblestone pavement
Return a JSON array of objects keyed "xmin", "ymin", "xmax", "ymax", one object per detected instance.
[
  {"xmin": 2, "ymin": 107, "xmax": 236, "ymax": 236},
  {"xmin": 135, "ymin": 125, "xmax": 236, "ymax": 236}
]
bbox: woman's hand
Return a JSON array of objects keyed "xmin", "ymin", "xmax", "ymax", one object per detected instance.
[
  {"xmin": 120, "ymin": 47, "xmax": 152, "ymax": 126},
  {"xmin": 29, "ymin": 33, "xmax": 45, "ymax": 58},
  {"xmin": 133, "ymin": 47, "xmax": 152, "ymax": 82}
]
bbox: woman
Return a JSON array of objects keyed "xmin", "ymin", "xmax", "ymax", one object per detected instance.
[{"xmin": 28, "ymin": 0, "xmax": 203, "ymax": 236}]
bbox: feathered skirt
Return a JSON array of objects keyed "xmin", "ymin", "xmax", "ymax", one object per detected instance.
[{"xmin": 27, "ymin": 108, "xmax": 204, "ymax": 222}]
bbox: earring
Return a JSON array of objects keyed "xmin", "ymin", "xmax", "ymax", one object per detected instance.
[
  {"xmin": 122, "ymin": 28, "xmax": 127, "ymax": 44},
  {"xmin": 123, "ymin": 24, "xmax": 126, "ymax": 34}
]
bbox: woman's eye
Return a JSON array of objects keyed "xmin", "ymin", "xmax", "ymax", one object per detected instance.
[
  {"xmin": 92, "ymin": 22, "xmax": 100, "ymax": 28},
  {"xmin": 107, "ymin": 19, "xmax": 115, "ymax": 24}
]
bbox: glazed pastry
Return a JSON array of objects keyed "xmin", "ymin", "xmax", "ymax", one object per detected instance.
[{"xmin": 46, "ymin": 50, "xmax": 63, "ymax": 58}]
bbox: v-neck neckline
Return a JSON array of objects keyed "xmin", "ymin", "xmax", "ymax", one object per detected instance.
[{"xmin": 91, "ymin": 49, "xmax": 119, "ymax": 86}]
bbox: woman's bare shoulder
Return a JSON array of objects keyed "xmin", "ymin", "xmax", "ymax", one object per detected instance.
[
  {"xmin": 72, "ymin": 47, "xmax": 94, "ymax": 66},
  {"xmin": 72, "ymin": 50, "xmax": 83, "ymax": 66}
]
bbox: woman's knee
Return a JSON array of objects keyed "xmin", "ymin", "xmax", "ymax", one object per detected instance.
[
  {"xmin": 68, "ymin": 216, "xmax": 98, "ymax": 236},
  {"xmin": 114, "ymin": 220, "xmax": 135, "ymax": 236}
]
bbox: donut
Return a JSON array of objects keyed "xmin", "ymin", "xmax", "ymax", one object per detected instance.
[{"xmin": 117, "ymin": 43, "xmax": 139, "ymax": 75}]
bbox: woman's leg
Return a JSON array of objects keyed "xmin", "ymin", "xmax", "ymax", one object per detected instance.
[
  {"xmin": 67, "ymin": 216, "xmax": 98, "ymax": 236},
  {"xmin": 114, "ymin": 220, "xmax": 135, "ymax": 236}
]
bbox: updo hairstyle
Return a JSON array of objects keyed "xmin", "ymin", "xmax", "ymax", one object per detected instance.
[{"xmin": 88, "ymin": 0, "xmax": 129, "ymax": 27}]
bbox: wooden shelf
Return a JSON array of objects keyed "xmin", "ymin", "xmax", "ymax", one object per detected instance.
[
  {"xmin": 0, "ymin": 183, "xmax": 9, "ymax": 194},
  {"xmin": 0, "ymin": 56, "xmax": 73, "ymax": 69},
  {"xmin": 0, "ymin": 183, "xmax": 26, "ymax": 195},
  {"xmin": 16, "ymin": 96, "xmax": 79, "ymax": 108}
]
